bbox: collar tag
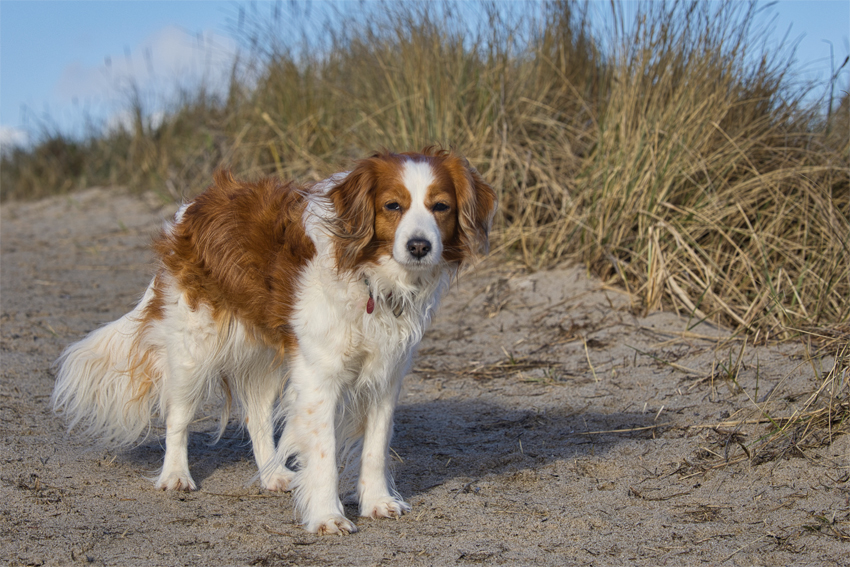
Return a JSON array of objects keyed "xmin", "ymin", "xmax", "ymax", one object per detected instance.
[
  {"xmin": 364, "ymin": 278, "xmax": 402, "ymax": 317},
  {"xmin": 365, "ymin": 279, "xmax": 375, "ymax": 314}
]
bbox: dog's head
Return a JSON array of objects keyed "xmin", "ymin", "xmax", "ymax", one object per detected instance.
[{"xmin": 327, "ymin": 148, "xmax": 497, "ymax": 272}]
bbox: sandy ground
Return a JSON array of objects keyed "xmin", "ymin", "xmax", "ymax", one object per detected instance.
[{"xmin": 1, "ymin": 188, "xmax": 847, "ymax": 566}]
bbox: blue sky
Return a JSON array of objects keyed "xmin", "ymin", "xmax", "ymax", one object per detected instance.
[
  {"xmin": 0, "ymin": 1, "xmax": 239, "ymax": 144},
  {"xmin": 1, "ymin": 1, "xmax": 848, "ymax": 149}
]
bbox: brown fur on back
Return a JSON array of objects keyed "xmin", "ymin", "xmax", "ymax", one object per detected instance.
[{"xmin": 153, "ymin": 171, "xmax": 317, "ymax": 353}]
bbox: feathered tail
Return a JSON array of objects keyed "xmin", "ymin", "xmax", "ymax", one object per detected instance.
[{"xmin": 52, "ymin": 282, "xmax": 165, "ymax": 447}]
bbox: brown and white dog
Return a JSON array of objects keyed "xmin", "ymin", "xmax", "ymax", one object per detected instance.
[{"xmin": 52, "ymin": 148, "xmax": 497, "ymax": 534}]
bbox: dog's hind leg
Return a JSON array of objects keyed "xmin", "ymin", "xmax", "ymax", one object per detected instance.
[
  {"xmin": 153, "ymin": 304, "xmax": 217, "ymax": 491},
  {"xmin": 155, "ymin": 356, "xmax": 205, "ymax": 491},
  {"xmin": 244, "ymin": 367, "xmax": 294, "ymax": 491}
]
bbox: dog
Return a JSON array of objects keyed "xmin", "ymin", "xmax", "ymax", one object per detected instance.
[{"xmin": 52, "ymin": 148, "xmax": 497, "ymax": 534}]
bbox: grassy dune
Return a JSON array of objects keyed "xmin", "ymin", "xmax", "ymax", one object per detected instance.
[{"xmin": 2, "ymin": 0, "xmax": 848, "ymax": 335}]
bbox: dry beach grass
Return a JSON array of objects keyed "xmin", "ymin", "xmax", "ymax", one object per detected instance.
[{"xmin": 3, "ymin": 0, "xmax": 847, "ymax": 333}]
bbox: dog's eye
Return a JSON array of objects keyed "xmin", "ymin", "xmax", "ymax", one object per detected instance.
[
  {"xmin": 384, "ymin": 202, "xmax": 402, "ymax": 212},
  {"xmin": 432, "ymin": 202, "xmax": 450, "ymax": 213}
]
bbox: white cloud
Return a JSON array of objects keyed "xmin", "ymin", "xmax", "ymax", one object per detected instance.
[
  {"xmin": 0, "ymin": 126, "xmax": 29, "ymax": 154},
  {"xmin": 53, "ymin": 25, "xmax": 239, "ymax": 130}
]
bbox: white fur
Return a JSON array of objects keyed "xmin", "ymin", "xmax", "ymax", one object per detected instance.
[{"xmin": 53, "ymin": 157, "xmax": 455, "ymax": 535}]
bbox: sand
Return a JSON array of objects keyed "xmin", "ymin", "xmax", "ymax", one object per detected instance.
[{"xmin": 1, "ymin": 188, "xmax": 847, "ymax": 566}]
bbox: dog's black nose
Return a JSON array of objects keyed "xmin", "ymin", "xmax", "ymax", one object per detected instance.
[{"xmin": 407, "ymin": 238, "xmax": 432, "ymax": 259}]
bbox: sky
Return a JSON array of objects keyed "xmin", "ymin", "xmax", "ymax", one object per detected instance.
[{"xmin": 1, "ymin": 0, "xmax": 848, "ymax": 150}]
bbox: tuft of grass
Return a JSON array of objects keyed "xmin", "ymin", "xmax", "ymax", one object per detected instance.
[
  {"xmin": 750, "ymin": 341, "xmax": 850, "ymax": 463},
  {"xmin": 2, "ymin": 0, "xmax": 847, "ymax": 335},
  {"xmin": 685, "ymin": 338, "xmax": 850, "ymax": 472}
]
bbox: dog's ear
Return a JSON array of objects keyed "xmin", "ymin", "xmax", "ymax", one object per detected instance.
[
  {"xmin": 327, "ymin": 160, "xmax": 378, "ymax": 271},
  {"xmin": 446, "ymin": 154, "xmax": 497, "ymax": 261}
]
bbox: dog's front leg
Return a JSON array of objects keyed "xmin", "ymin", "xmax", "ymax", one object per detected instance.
[
  {"xmin": 357, "ymin": 356, "xmax": 410, "ymax": 518},
  {"xmin": 282, "ymin": 353, "xmax": 356, "ymax": 535},
  {"xmin": 358, "ymin": 364, "xmax": 411, "ymax": 520}
]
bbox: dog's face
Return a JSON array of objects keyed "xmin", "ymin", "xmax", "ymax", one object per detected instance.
[
  {"xmin": 328, "ymin": 149, "xmax": 497, "ymax": 271},
  {"xmin": 374, "ymin": 158, "xmax": 458, "ymax": 268}
]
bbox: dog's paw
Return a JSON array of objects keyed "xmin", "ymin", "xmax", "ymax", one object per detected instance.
[
  {"xmin": 361, "ymin": 496, "xmax": 411, "ymax": 519},
  {"xmin": 261, "ymin": 468, "xmax": 294, "ymax": 492},
  {"xmin": 155, "ymin": 471, "xmax": 197, "ymax": 492},
  {"xmin": 306, "ymin": 515, "xmax": 358, "ymax": 535}
]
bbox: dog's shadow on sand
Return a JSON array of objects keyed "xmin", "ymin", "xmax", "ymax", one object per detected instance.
[
  {"xmin": 122, "ymin": 397, "xmax": 662, "ymax": 497},
  {"xmin": 392, "ymin": 399, "xmax": 662, "ymax": 497}
]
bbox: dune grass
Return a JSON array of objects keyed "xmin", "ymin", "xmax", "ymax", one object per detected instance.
[{"xmin": 2, "ymin": 0, "xmax": 848, "ymax": 336}]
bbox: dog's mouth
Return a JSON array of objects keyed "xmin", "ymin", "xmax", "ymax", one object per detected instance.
[{"xmin": 396, "ymin": 255, "xmax": 441, "ymax": 270}]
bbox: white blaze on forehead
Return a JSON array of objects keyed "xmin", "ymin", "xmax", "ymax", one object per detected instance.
[
  {"xmin": 401, "ymin": 160, "xmax": 436, "ymax": 209},
  {"xmin": 394, "ymin": 159, "xmax": 443, "ymax": 266}
]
